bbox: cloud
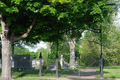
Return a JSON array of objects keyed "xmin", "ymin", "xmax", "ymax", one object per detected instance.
[{"xmin": 25, "ymin": 41, "xmax": 47, "ymax": 52}]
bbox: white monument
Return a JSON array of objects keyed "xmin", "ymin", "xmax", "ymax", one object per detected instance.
[
  {"xmin": 60, "ymin": 55, "xmax": 63, "ymax": 67},
  {"xmin": 0, "ymin": 59, "xmax": 2, "ymax": 67}
]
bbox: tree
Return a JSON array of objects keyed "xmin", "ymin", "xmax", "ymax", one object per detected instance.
[
  {"xmin": 80, "ymin": 23, "xmax": 120, "ymax": 66},
  {"xmin": 65, "ymin": 29, "xmax": 84, "ymax": 68},
  {"xmin": 0, "ymin": 0, "xmax": 114, "ymax": 80}
]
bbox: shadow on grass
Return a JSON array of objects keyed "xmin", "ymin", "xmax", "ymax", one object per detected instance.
[
  {"xmin": 13, "ymin": 69, "xmax": 39, "ymax": 79},
  {"xmin": 13, "ymin": 67, "xmax": 80, "ymax": 79},
  {"xmin": 13, "ymin": 68, "xmax": 76, "ymax": 79}
]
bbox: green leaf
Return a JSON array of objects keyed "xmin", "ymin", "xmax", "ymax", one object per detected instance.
[
  {"xmin": 40, "ymin": 5, "xmax": 50, "ymax": 13},
  {"xmin": 49, "ymin": 7, "xmax": 56, "ymax": 15},
  {"xmin": 0, "ymin": 1, "xmax": 6, "ymax": 7},
  {"xmin": 58, "ymin": 12, "xmax": 68, "ymax": 20},
  {"xmin": 77, "ymin": 0, "xmax": 84, "ymax": 3},
  {"xmin": 90, "ymin": 4, "xmax": 102, "ymax": 15},
  {"xmin": 11, "ymin": 0, "xmax": 23, "ymax": 5},
  {"xmin": 33, "ymin": 2, "xmax": 41, "ymax": 7},
  {"xmin": 6, "ymin": 7, "xmax": 19, "ymax": 13}
]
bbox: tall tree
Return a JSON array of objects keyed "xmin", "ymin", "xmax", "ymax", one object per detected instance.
[
  {"xmin": 65, "ymin": 29, "xmax": 84, "ymax": 68},
  {"xmin": 80, "ymin": 23, "xmax": 120, "ymax": 66}
]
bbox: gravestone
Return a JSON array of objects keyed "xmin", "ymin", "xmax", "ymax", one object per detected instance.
[
  {"xmin": 32, "ymin": 60, "xmax": 37, "ymax": 67},
  {"xmin": 48, "ymin": 63, "xmax": 56, "ymax": 70},
  {"xmin": 13, "ymin": 55, "xmax": 34, "ymax": 70}
]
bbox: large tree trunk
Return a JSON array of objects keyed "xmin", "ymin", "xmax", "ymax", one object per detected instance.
[
  {"xmin": 69, "ymin": 39, "xmax": 76, "ymax": 68},
  {"xmin": 47, "ymin": 42, "xmax": 51, "ymax": 54},
  {"xmin": 1, "ymin": 38, "xmax": 13, "ymax": 80},
  {"xmin": 0, "ymin": 13, "xmax": 13, "ymax": 80},
  {"xmin": 0, "ymin": 13, "xmax": 38, "ymax": 80}
]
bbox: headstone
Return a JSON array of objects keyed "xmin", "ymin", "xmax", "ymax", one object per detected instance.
[
  {"xmin": 48, "ymin": 63, "xmax": 56, "ymax": 70},
  {"xmin": 13, "ymin": 55, "xmax": 34, "ymax": 70},
  {"xmin": 36, "ymin": 60, "xmax": 40, "ymax": 66},
  {"xmin": 63, "ymin": 61, "xmax": 69, "ymax": 71},
  {"xmin": 60, "ymin": 55, "xmax": 63, "ymax": 67},
  {"xmin": 32, "ymin": 60, "xmax": 37, "ymax": 67}
]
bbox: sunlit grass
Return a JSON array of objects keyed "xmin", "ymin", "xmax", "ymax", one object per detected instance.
[
  {"xmin": 96, "ymin": 66, "xmax": 120, "ymax": 78},
  {"xmin": 11, "ymin": 66, "xmax": 81, "ymax": 79},
  {"xmin": 0, "ymin": 66, "xmax": 85, "ymax": 80}
]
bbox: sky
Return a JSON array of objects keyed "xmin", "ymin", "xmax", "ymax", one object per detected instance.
[
  {"xmin": 115, "ymin": 8, "xmax": 120, "ymax": 22},
  {"xmin": 25, "ymin": 41, "xmax": 47, "ymax": 52}
]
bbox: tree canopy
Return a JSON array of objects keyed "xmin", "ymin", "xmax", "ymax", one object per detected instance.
[{"xmin": 0, "ymin": 0, "xmax": 113, "ymax": 43}]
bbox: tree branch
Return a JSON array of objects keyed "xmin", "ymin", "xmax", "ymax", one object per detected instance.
[
  {"xmin": 85, "ymin": 29, "xmax": 101, "ymax": 33},
  {"xmin": 11, "ymin": 13, "xmax": 39, "ymax": 42},
  {"xmin": 80, "ymin": 39, "xmax": 107, "ymax": 47}
]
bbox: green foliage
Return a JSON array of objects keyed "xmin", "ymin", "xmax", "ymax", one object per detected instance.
[
  {"xmin": 42, "ymin": 61, "xmax": 47, "ymax": 70},
  {"xmin": 47, "ymin": 51, "xmax": 56, "ymax": 65},
  {"xmin": 80, "ymin": 23, "xmax": 120, "ymax": 66},
  {"xmin": 14, "ymin": 46, "xmax": 30, "ymax": 55},
  {"xmin": 30, "ymin": 52, "xmax": 38, "ymax": 60},
  {"xmin": 0, "ymin": 0, "xmax": 114, "ymax": 44},
  {"xmin": 58, "ymin": 60, "xmax": 61, "ymax": 69},
  {"xmin": 48, "ymin": 39, "xmax": 70, "ymax": 62},
  {"xmin": 37, "ymin": 48, "xmax": 48, "ymax": 59}
]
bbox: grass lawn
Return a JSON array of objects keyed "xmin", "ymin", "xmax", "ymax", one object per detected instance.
[
  {"xmin": 0, "ymin": 66, "xmax": 84, "ymax": 80},
  {"xmin": 96, "ymin": 66, "xmax": 120, "ymax": 79},
  {"xmin": 7, "ymin": 66, "xmax": 81, "ymax": 80},
  {"xmin": 15, "ymin": 77, "xmax": 51, "ymax": 80}
]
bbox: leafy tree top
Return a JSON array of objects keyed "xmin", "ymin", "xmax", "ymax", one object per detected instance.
[{"xmin": 0, "ymin": 0, "xmax": 114, "ymax": 43}]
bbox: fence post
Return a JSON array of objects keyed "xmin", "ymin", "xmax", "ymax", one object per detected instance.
[
  {"xmin": 56, "ymin": 54, "xmax": 58, "ymax": 77},
  {"xmin": 39, "ymin": 52, "xmax": 42, "ymax": 77},
  {"xmin": 56, "ymin": 34, "xmax": 59, "ymax": 77},
  {"xmin": 78, "ymin": 53, "xmax": 80, "ymax": 77},
  {"xmin": 23, "ymin": 63, "xmax": 24, "ymax": 73}
]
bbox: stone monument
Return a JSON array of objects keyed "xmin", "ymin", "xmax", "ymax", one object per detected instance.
[
  {"xmin": 60, "ymin": 55, "xmax": 63, "ymax": 67},
  {"xmin": 13, "ymin": 55, "xmax": 34, "ymax": 70}
]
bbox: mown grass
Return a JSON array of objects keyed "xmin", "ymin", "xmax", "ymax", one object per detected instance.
[
  {"xmin": 0, "ymin": 66, "xmax": 87, "ymax": 80},
  {"xmin": 15, "ymin": 77, "xmax": 51, "ymax": 80},
  {"xmin": 10, "ymin": 66, "xmax": 81, "ymax": 80},
  {"xmin": 95, "ymin": 66, "xmax": 120, "ymax": 79}
]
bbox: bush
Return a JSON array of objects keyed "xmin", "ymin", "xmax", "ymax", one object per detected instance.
[
  {"xmin": 42, "ymin": 61, "xmax": 47, "ymax": 70},
  {"xmin": 58, "ymin": 60, "xmax": 61, "ymax": 69}
]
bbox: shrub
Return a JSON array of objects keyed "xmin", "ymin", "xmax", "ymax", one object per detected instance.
[
  {"xmin": 58, "ymin": 60, "xmax": 61, "ymax": 69},
  {"xmin": 42, "ymin": 61, "xmax": 47, "ymax": 70}
]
